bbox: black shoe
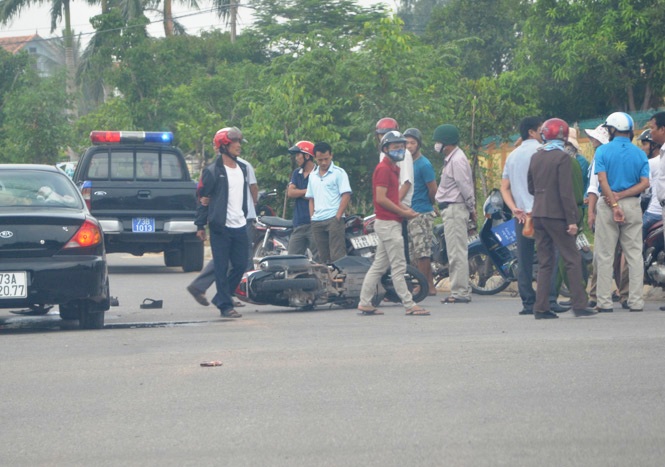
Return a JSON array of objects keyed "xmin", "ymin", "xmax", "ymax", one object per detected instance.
[
  {"xmin": 660, "ymin": 306, "xmax": 665, "ymax": 311},
  {"xmin": 597, "ymin": 307, "xmax": 613, "ymax": 313},
  {"xmin": 612, "ymin": 292, "xmax": 620, "ymax": 302},
  {"xmin": 519, "ymin": 308, "xmax": 534, "ymax": 315},
  {"xmin": 630, "ymin": 308, "xmax": 643, "ymax": 312},
  {"xmin": 588, "ymin": 300, "xmax": 597, "ymax": 308},
  {"xmin": 550, "ymin": 301, "xmax": 571, "ymax": 313},
  {"xmin": 187, "ymin": 285, "xmax": 209, "ymax": 306},
  {"xmin": 573, "ymin": 308, "xmax": 598, "ymax": 317},
  {"xmin": 620, "ymin": 301, "xmax": 629, "ymax": 310},
  {"xmin": 535, "ymin": 311, "xmax": 559, "ymax": 320}
]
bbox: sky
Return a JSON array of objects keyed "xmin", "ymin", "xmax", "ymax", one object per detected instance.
[{"xmin": 0, "ymin": 0, "xmax": 397, "ymax": 43}]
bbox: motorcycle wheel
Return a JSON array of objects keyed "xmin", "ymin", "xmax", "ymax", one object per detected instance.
[
  {"xmin": 468, "ymin": 249, "xmax": 510, "ymax": 295},
  {"xmin": 382, "ymin": 265, "xmax": 429, "ymax": 303}
]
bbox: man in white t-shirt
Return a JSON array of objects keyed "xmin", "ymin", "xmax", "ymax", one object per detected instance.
[
  {"xmin": 187, "ymin": 156, "xmax": 259, "ymax": 308},
  {"xmin": 194, "ymin": 127, "xmax": 250, "ymax": 318}
]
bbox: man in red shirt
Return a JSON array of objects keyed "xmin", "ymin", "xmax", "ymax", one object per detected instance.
[{"xmin": 357, "ymin": 131, "xmax": 429, "ymax": 316}]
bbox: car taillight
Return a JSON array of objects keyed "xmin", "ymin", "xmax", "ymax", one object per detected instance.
[
  {"xmin": 64, "ymin": 220, "xmax": 102, "ymax": 249},
  {"xmin": 81, "ymin": 181, "xmax": 91, "ymax": 210}
]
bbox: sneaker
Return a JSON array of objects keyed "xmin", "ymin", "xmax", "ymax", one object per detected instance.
[
  {"xmin": 186, "ymin": 285, "xmax": 209, "ymax": 306},
  {"xmin": 519, "ymin": 308, "xmax": 534, "ymax": 315}
]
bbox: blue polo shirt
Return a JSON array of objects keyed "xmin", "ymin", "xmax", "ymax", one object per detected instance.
[
  {"xmin": 411, "ymin": 155, "xmax": 436, "ymax": 213},
  {"xmin": 305, "ymin": 161, "xmax": 352, "ymax": 222},
  {"xmin": 290, "ymin": 167, "xmax": 311, "ymax": 227},
  {"xmin": 594, "ymin": 136, "xmax": 649, "ymax": 192}
]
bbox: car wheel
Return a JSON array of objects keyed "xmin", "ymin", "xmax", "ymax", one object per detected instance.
[
  {"xmin": 164, "ymin": 249, "xmax": 183, "ymax": 267},
  {"xmin": 59, "ymin": 302, "xmax": 79, "ymax": 320},
  {"xmin": 78, "ymin": 300, "xmax": 105, "ymax": 330},
  {"xmin": 182, "ymin": 239, "xmax": 204, "ymax": 272}
]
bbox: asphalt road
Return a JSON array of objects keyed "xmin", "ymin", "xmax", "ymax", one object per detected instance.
[{"xmin": 1, "ymin": 253, "xmax": 665, "ymax": 466}]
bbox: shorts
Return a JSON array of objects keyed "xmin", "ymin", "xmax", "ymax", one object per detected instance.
[{"xmin": 408, "ymin": 212, "xmax": 434, "ymax": 260}]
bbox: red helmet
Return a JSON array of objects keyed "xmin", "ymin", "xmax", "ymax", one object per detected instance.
[
  {"xmin": 288, "ymin": 140, "xmax": 314, "ymax": 158},
  {"xmin": 213, "ymin": 127, "xmax": 246, "ymax": 150},
  {"xmin": 375, "ymin": 117, "xmax": 399, "ymax": 135},
  {"xmin": 540, "ymin": 118, "xmax": 569, "ymax": 142}
]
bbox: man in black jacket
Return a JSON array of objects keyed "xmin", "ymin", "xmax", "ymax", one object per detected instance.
[{"xmin": 195, "ymin": 127, "xmax": 249, "ymax": 318}]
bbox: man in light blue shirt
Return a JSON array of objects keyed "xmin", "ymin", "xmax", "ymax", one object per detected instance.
[
  {"xmin": 500, "ymin": 116, "xmax": 542, "ymax": 315},
  {"xmin": 594, "ymin": 112, "xmax": 649, "ymax": 312},
  {"xmin": 306, "ymin": 142, "xmax": 352, "ymax": 263}
]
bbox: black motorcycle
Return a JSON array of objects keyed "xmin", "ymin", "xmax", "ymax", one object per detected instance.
[{"xmin": 235, "ymin": 254, "xmax": 429, "ymax": 310}]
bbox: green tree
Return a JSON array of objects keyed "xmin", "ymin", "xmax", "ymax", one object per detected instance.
[
  {"xmin": 0, "ymin": 70, "xmax": 71, "ymax": 163},
  {"xmin": 423, "ymin": 0, "xmax": 526, "ymax": 78}
]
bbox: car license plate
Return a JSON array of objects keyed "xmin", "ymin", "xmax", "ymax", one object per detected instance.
[
  {"xmin": 0, "ymin": 272, "xmax": 28, "ymax": 299},
  {"xmin": 132, "ymin": 217, "xmax": 155, "ymax": 233},
  {"xmin": 576, "ymin": 232, "xmax": 590, "ymax": 250},
  {"xmin": 350, "ymin": 233, "xmax": 379, "ymax": 249}
]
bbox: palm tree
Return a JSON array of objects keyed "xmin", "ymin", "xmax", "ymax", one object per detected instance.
[{"xmin": 212, "ymin": 0, "xmax": 236, "ymax": 42}]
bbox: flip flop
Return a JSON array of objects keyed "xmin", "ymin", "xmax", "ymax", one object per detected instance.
[
  {"xmin": 221, "ymin": 309, "xmax": 242, "ymax": 318},
  {"xmin": 405, "ymin": 306, "xmax": 430, "ymax": 316},
  {"xmin": 441, "ymin": 296, "xmax": 471, "ymax": 304},
  {"xmin": 357, "ymin": 306, "xmax": 384, "ymax": 315},
  {"xmin": 140, "ymin": 298, "xmax": 163, "ymax": 309}
]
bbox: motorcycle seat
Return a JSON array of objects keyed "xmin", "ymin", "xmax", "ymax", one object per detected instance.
[{"xmin": 258, "ymin": 216, "xmax": 293, "ymax": 228}]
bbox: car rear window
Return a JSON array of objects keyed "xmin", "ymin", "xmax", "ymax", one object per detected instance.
[
  {"xmin": 86, "ymin": 150, "xmax": 186, "ymax": 181},
  {"xmin": 0, "ymin": 170, "xmax": 83, "ymax": 208}
]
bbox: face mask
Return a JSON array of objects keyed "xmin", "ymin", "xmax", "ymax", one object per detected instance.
[
  {"xmin": 434, "ymin": 143, "xmax": 444, "ymax": 153},
  {"xmin": 388, "ymin": 149, "xmax": 405, "ymax": 162}
]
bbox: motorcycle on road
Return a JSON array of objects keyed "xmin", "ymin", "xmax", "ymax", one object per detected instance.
[{"xmin": 235, "ymin": 254, "xmax": 429, "ymax": 310}]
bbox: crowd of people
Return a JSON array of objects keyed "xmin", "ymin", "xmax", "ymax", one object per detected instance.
[{"xmin": 185, "ymin": 110, "xmax": 665, "ymax": 320}]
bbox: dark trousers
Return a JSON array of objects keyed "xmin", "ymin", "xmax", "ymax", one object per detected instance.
[
  {"xmin": 533, "ymin": 217, "xmax": 587, "ymax": 312},
  {"xmin": 515, "ymin": 220, "xmax": 536, "ymax": 311},
  {"xmin": 210, "ymin": 226, "xmax": 248, "ymax": 314}
]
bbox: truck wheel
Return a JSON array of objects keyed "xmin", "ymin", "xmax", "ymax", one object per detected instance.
[
  {"xmin": 182, "ymin": 239, "xmax": 204, "ymax": 272},
  {"xmin": 164, "ymin": 249, "xmax": 183, "ymax": 267}
]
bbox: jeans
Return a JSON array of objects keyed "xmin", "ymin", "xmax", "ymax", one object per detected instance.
[{"xmin": 209, "ymin": 226, "xmax": 248, "ymax": 314}]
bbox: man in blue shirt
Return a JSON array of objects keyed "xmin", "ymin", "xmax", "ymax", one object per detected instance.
[
  {"xmin": 594, "ymin": 112, "xmax": 649, "ymax": 312},
  {"xmin": 287, "ymin": 141, "xmax": 318, "ymax": 260},
  {"xmin": 306, "ymin": 142, "xmax": 352, "ymax": 263},
  {"xmin": 404, "ymin": 128, "xmax": 437, "ymax": 295}
]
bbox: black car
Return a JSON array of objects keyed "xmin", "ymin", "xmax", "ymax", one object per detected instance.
[{"xmin": 0, "ymin": 164, "xmax": 109, "ymax": 329}]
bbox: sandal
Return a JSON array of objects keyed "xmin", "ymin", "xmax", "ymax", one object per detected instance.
[
  {"xmin": 221, "ymin": 309, "xmax": 242, "ymax": 318},
  {"xmin": 358, "ymin": 306, "xmax": 384, "ymax": 315},
  {"xmin": 233, "ymin": 300, "xmax": 246, "ymax": 308},
  {"xmin": 405, "ymin": 306, "xmax": 430, "ymax": 316},
  {"xmin": 140, "ymin": 298, "xmax": 163, "ymax": 309},
  {"xmin": 441, "ymin": 296, "xmax": 471, "ymax": 304}
]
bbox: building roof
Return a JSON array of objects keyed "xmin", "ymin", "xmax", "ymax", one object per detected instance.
[{"xmin": 0, "ymin": 34, "xmax": 41, "ymax": 54}]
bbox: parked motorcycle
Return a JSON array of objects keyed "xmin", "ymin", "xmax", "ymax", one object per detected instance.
[
  {"xmin": 252, "ymin": 215, "xmax": 293, "ymax": 268},
  {"xmin": 345, "ymin": 214, "xmax": 377, "ymax": 257},
  {"xmin": 644, "ymin": 220, "xmax": 665, "ymax": 286},
  {"xmin": 235, "ymin": 254, "xmax": 429, "ymax": 310}
]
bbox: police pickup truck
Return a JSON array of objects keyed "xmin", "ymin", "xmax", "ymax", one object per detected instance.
[{"xmin": 72, "ymin": 131, "xmax": 203, "ymax": 272}]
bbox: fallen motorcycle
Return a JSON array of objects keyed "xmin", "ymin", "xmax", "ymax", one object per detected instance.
[{"xmin": 235, "ymin": 254, "xmax": 429, "ymax": 310}]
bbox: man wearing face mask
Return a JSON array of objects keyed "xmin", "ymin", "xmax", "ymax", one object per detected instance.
[
  {"xmin": 357, "ymin": 131, "xmax": 429, "ymax": 316},
  {"xmin": 433, "ymin": 124, "xmax": 476, "ymax": 304},
  {"xmin": 375, "ymin": 117, "xmax": 414, "ymax": 262}
]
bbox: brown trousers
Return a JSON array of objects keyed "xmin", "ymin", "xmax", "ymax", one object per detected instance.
[{"xmin": 534, "ymin": 217, "xmax": 587, "ymax": 312}]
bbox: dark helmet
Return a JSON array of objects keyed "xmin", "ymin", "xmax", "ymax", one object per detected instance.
[
  {"xmin": 432, "ymin": 124, "xmax": 460, "ymax": 146},
  {"xmin": 213, "ymin": 127, "xmax": 246, "ymax": 150},
  {"xmin": 288, "ymin": 140, "xmax": 314, "ymax": 158},
  {"xmin": 403, "ymin": 128, "xmax": 422, "ymax": 148},
  {"xmin": 540, "ymin": 118, "xmax": 569, "ymax": 142},
  {"xmin": 380, "ymin": 130, "xmax": 407, "ymax": 152},
  {"xmin": 375, "ymin": 117, "xmax": 399, "ymax": 135},
  {"xmin": 638, "ymin": 129, "xmax": 654, "ymax": 143}
]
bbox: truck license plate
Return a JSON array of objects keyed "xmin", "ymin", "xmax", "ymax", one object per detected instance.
[
  {"xmin": 132, "ymin": 217, "xmax": 155, "ymax": 233},
  {"xmin": 350, "ymin": 233, "xmax": 379, "ymax": 249},
  {"xmin": 0, "ymin": 272, "xmax": 28, "ymax": 299}
]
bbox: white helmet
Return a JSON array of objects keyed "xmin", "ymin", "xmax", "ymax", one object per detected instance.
[{"xmin": 603, "ymin": 112, "xmax": 634, "ymax": 132}]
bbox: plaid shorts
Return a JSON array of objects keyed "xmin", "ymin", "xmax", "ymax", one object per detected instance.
[{"xmin": 408, "ymin": 212, "xmax": 434, "ymax": 260}]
